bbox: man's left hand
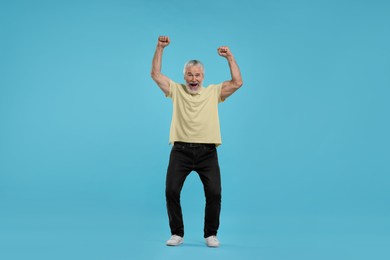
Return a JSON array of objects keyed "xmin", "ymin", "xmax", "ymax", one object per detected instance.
[{"xmin": 217, "ymin": 46, "xmax": 232, "ymax": 58}]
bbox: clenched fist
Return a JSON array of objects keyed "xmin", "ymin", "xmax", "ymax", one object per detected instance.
[
  {"xmin": 158, "ymin": 36, "xmax": 170, "ymax": 48},
  {"xmin": 217, "ymin": 46, "xmax": 232, "ymax": 58}
]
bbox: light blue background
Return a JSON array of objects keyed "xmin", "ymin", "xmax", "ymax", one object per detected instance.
[{"xmin": 1, "ymin": 0, "xmax": 389, "ymax": 259}]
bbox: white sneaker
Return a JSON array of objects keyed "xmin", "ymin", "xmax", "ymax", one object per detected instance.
[
  {"xmin": 166, "ymin": 235, "xmax": 184, "ymax": 246},
  {"xmin": 205, "ymin": 235, "xmax": 220, "ymax": 247}
]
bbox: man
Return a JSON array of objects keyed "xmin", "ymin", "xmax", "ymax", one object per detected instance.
[{"xmin": 151, "ymin": 36, "xmax": 243, "ymax": 247}]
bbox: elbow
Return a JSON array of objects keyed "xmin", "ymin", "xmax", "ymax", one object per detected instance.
[
  {"xmin": 151, "ymin": 71, "xmax": 159, "ymax": 80},
  {"xmin": 238, "ymin": 80, "xmax": 244, "ymax": 88},
  {"xmin": 234, "ymin": 80, "xmax": 243, "ymax": 89}
]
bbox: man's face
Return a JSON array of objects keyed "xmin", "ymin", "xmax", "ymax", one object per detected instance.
[{"xmin": 184, "ymin": 65, "xmax": 204, "ymax": 94}]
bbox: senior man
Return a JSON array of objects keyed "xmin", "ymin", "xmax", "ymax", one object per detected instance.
[{"xmin": 151, "ymin": 36, "xmax": 243, "ymax": 247}]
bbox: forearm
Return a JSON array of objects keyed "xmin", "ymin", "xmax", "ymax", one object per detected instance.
[
  {"xmin": 151, "ymin": 46, "xmax": 164, "ymax": 79},
  {"xmin": 226, "ymin": 55, "xmax": 243, "ymax": 87}
]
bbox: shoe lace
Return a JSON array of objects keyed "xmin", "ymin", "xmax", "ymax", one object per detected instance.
[
  {"xmin": 171, "ymin": 235, "xmax": 181, "ymax": 240},
  {"xmin": 208, "ymin": 236, "xmax": 218, "ymax": 241}
]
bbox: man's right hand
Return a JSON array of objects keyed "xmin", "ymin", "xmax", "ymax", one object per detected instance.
[{"xmin": 158, "ymin": 36, "xmax": 170, "ymax": 48}]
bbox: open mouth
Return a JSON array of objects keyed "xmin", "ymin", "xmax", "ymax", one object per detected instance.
[{"xmin": 189, "ymin": 82, "xmax": 199, "ymax": 89}]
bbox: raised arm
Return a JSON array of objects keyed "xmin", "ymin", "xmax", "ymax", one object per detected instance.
[
  {"xmin": 151, "ymin": 36, "xmax": 171, "ymax": 96},
  {"xmin": 218, "ymin": 46, "xmax": 243, "ymax": 100}
]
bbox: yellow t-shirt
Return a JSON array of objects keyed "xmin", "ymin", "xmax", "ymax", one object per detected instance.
[{"xmin": 167, "ymin": 80, "xmax": 224, "ymax": 145}]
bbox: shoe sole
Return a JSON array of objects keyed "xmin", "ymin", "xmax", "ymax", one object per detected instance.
[{"xmin": 166, "ymin": 241, "xmax": 183, "ymax": 246}]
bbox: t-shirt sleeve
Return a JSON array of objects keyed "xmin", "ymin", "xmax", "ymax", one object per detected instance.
[
  {"xmin": 166, "ymin": 80, "xmax": 176, "ymax": 98},
  {"xmin": 216, "ymin": 83, "xmax": 225, "ymax": 103}
]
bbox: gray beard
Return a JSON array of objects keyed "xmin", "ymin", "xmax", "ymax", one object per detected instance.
[{"xmin": 186, "ymin": 85, "xmax": 201, "ymax": 94}]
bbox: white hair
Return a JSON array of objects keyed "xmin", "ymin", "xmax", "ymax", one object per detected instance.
[{"xmin": 183, "ymin": 60, "xmax": 205, "ymax": 74}]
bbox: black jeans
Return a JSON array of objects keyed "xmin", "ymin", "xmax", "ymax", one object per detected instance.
[{"xmin": 165, "ymin": 142, "xmax": 221, "ymax": 238}]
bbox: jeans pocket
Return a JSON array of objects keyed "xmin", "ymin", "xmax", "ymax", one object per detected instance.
[
  {"xmin": 173, "ymin": 144, "xmax": 186, "ymax": 151},
  {"xmin": 202, "ymin": 145, "xmax": 216, "ymax": 152}
]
